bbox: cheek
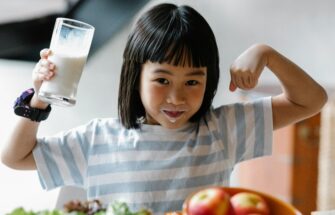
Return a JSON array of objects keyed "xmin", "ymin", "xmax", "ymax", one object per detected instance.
[
  {"xmin": 150, "ymin": 86, "xmax": 166, "ymax": 98},
  {"xmin": 189, "ymin": 87, "xmax": 206, "ymax": 106},
  {"xmin": 140, "ymin": 84, "xmax": 166, "ymax": 105}
]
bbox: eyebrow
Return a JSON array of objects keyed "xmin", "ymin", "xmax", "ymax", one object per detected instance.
[{"xmin": 153, "ymin": 69, "xmax": 206, "ymax": 76}]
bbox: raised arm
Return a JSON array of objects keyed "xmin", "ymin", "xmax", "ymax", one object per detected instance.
[
  {"xmin": 2, "ymin": 116, "xmax": 41, "ymax": 170},
  {"xmin": 229, "ymin": 44, "xmax": 327, "ymax": 130},
  {"xmin": 1, "ymin": 49, "xmax": 55, "ymax": 170}
]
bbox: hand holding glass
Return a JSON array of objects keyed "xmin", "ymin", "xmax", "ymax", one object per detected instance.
[{"xmin": 38, "ymin": 18, "xmax": 95, "ymax": 106}]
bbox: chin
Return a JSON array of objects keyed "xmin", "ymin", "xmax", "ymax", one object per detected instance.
[
  {"xmin": 146, "ymin": 114, "xmax": 191, "ymax": 129},
  {"xmin": 162, "ymin": 119, "xmax": 190, "ymax": 129},
  {"xmin": 163, "ymin": 122, "xmax": 185, "ymax": 129}
]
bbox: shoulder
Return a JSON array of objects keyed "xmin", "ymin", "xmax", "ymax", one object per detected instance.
[
  {"xmin": 71, "ymin": 117, "xmax": 123, "ymax": 134},
  {"xmin": 205, "ymin": 97, "xmax": 272, "ymax": 121},
  {"xmin": 214, "ymin": 96, "xmax": 271, "ymax": 111}
]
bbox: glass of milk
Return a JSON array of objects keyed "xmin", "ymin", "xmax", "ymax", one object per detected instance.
[{"xmin": 38, "ymin": 18, "xmax": 95, "ymax": 106}]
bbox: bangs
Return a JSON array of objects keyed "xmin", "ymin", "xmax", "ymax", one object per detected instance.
[
  {"xmin": 124, "ymin": 4, "xmax": 216, "ymax": 68},
  {"xmin": 119, "ymin": 4, "xmax": 220, "ymax": 129}
]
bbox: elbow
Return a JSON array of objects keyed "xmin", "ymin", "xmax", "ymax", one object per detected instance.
[
  {"xmin": 309, "ymin": 86, "xmax": 328, "ymax": 115},
  {"xmin": 299, "ymin": 86, "xmax": 328, "ymax": 118},
  {"xmin": 1, "ymin": 157, "xmax": 24, "ymax": 170},
  {"xmin": 1, "ymin": 150, "xmax": 11, "ymax": 168},
  {"xmin": 1, "ymin": 149, "xmax": 20, "ymax": 170},
  {"xmin": 1, "ymin": 150, "xmax": 14, "ymax": 169},
  {"xmin": 1, "ymin": 148, "xmax": 35, "ymax": 170},
  {"xmin": 318, "ymin": 87, "xmax": 328, "ymax": 110}
]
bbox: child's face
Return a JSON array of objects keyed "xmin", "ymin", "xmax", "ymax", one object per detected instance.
[{"xmin": 139, "ymin": 61, "xmax": 207, "ymax": 129}]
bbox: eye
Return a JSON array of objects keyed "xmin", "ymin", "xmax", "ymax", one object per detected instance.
[
  {"xmin": 186, "ymin": 80, "xmax": 199, "ymax": 86},
  {"xmin": 156, "ymin": 78, "xmax": 169, "ymax": 85}
]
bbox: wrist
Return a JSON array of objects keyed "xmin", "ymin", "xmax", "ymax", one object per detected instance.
[
  {"xmin": 30, "ymin": 93, "xmax": 49, "ymax": 109},
  {"xmin": 255, "ymin": 44, "xmax": 274, "ymax": 68},
  {"xmin": 14, "ymin": 88, "xmax": 51, "ymax": 122}
]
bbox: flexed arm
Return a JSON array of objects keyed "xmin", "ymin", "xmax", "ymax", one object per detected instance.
[
  {"xmin": 1, "ymin": 49, "xmax": 55, "ymax": 170},
  {"xmin": 230, "ymin": 44, "xmax": 327, "ymax": 130}
]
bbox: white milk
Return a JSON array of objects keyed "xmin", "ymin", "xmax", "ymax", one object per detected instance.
[{"xmin": 39, "ymin": 53, "xmax": 87, "ymax": 106}]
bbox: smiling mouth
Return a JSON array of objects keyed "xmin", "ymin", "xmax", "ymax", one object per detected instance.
[{"xmin": 162, "ymin": 110, "xmax": 185, "ymax": 123}]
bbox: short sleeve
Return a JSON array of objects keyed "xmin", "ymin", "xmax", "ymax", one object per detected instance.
[
  {"xmin": 213, "ymin": 97, "xmax": 273, "ymax": 165},
  {"xmin": 33, "ymin": 120, "xmax": 96, "ymax": 190}
]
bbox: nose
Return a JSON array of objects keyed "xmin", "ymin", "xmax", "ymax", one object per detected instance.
[{"xmin": 166, "ymin": 86, "xmax": 186, "ymax": 105}]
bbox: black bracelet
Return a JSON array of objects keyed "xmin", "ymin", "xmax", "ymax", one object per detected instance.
[{"xmin": 13, "ymin": 88, "xmax": 51, "ymax": 122}]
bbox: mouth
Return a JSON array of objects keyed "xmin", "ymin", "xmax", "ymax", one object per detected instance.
[{"xmin": 162, "ymin": 110, "xmax": 186, "ymax": 123}]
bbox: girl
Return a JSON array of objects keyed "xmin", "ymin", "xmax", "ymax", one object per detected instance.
[{"xmin": 1, "ymin": 3, "xmax": 327, "ymax": 214}]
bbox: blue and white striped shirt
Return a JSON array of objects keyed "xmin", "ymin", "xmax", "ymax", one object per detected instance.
[{"xmin": 33, "ymin": 97, "xmax": 273, "ymax": 214}]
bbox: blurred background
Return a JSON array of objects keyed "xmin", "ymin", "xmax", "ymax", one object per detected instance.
[{"xmin": 1, "ymin": 0, "xmax": 335, "ymax": 214}]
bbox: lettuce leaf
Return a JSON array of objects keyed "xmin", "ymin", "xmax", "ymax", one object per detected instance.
[{"xmin": 6, "ymin": 207, "xmax": 64, "ymax": 215}]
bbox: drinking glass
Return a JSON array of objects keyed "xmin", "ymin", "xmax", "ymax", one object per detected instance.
[{"xmin": 38, "ymin": 18, "xmax": 95, "ymax": 106}]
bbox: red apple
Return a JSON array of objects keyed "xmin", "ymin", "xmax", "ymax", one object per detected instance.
[
  {"xmin": 183, "ymin": 187, "xmax": 233, "ymax": 215},
  {"xmin": 230, "ymin": 192, "xmax": 270, "ymax": 215}
]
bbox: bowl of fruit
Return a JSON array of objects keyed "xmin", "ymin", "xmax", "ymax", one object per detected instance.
[
  {"xmin": 6, "ymin": 187, "xmax": 301, "ymax": 215},
  {"xmin": 168, "ymin": 186, "xmax": 302, "ymax": 215}
]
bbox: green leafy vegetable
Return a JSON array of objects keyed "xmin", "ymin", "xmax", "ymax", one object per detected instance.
[
  {"xmin": 6, "ymin": 201, "xmax": 151, "ymax": 215},
  {"xmin": 107, "ymin": 202, "xmax": 151, "ymax": 215},
  {"xmin": 6, "ymin": 207, "xmax": 64, "ymax": 215}
]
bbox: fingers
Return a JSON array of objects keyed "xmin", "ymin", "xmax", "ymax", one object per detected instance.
[
  {"xmin": 229, "ymin": 67, "xmax": 258, "ymax": 91},
  {"xmin": 40, "ymin": 48, "xmax": 52, "ymax": 59},
  {"xmin": 39, "ymin": 59, "xmax": 55, "ymax": 80},
  {"xmin": 229, "ymin": 81, "xmax": 237, "ymax": 92},
  {"xmin": 35, "ymin": 48, "xmax": 55, "ymax": 80},
  {"xmin": 32, "ymin": 49, "xmax": 55, "ymax": 92},
  {"xmin": 33, "ymin": 58, "xmax": 56, "ymax": 82}
]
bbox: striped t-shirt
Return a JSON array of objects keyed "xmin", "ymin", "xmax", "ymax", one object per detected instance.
[{"xmin": 33, "ymin": 97, "xmax": 273, "ymax": 214}]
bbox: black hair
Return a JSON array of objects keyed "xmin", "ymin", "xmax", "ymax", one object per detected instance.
[{"xmin": 118, "ymin": 3, "xmax": 220, "ymax": 129}]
